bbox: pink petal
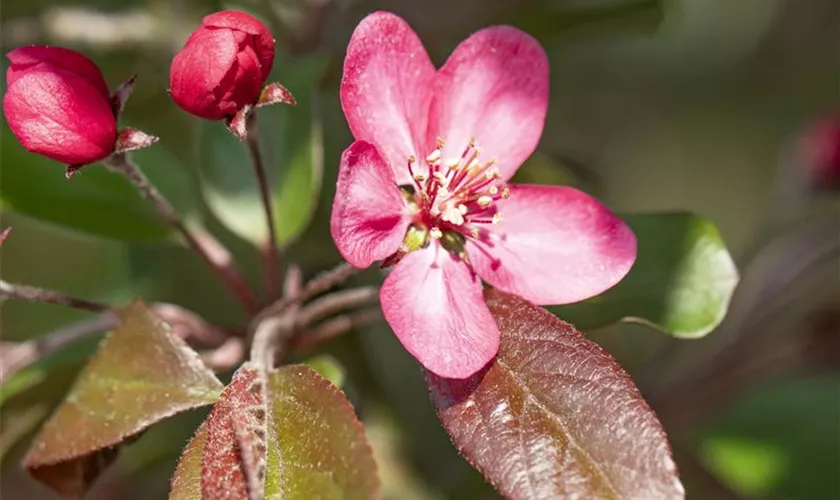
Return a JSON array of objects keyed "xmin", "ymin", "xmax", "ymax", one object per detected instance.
[
  {"xmin": 341, "ymin": 11, "xmax": 435, "ymax": 184},
  {"xmin": 430, "ymin": 26, "xmax": 548, "ymax": 181},
  {"xmin": 170, "ymin": 28, "xmax": 238, "ymax": 120},
  {"xmin": 467, "ymin": 184, "xmax": 637, "ymax": 305},
  {"xmin": 7, "ymin": 46, "xmax": 111, "ymax": 101},
  {"xmin": 330, "ymin": 141, "xmax": 410, "ymax": 269},
  {"xmin": 380, "ymin": 247, "xmax": 500, "ymax": 379},
  {"xmin": 215, "ymin": 44, "xmax": 263, "ymax": 116},
  {"xmin": 3, "ymin": 69, "xmax": 116, "ymax": 165},
  {"xmin": 202, "ymin": 10, "xmax": 274, "ymax": 79}
]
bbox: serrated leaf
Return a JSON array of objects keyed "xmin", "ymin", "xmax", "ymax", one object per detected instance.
[
  {"xmin": 428, "ymin": 289, "xmax": 684, "ymax": 500},
  {"xmin": 23, "ymin": 300, "xmax": 224, "ymax": 497},
  {"xmin": 175, "ymin": 362, "xmax": 378, "ymax": 499},
  {"xmin": 198, "ymin": 54, "xmax": 327, "ymax": 248},
  {"xmin": 303, "ymin": 354, "xmax": 346, "ymax": 389},
  {"xmin": 265, "ymin": 365, "xmax": 379, "ymax": 499},
  {"xmin": 0, "ymin": 129, "xmax": 199, "ymax": 243},
  {"xmin": 553, "ymin": 212, "xmax": 739, "ymax": 338}
]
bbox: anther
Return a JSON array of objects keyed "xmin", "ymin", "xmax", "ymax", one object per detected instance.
[
  {"xmin": 445, "ymin": 157, "xmax": 461, "ymax": 169},
  {"xmin": 458, "ymin": 204, "xmax": 468, "ymax": 215},
  {"xmin": 488, "ymin": 186, "xmax": 499, "ymax": 195},
  {"xmin": 430, "ymin": 227, "xmax": 443, "ymax": 239},
  {"xmin": 501, "ymin": 187, "xmax": 511, "ymax": 199},
  {"xmin": 426, "ymin": 149, "xmax": 442, "ymax": 164},
  {"xmin": 492, "ymin": 213, "xmax": 503, "ymax": 225},
  {"xmin": 477, "ymin": 196, "xmax": 493, "ymax": 208}
]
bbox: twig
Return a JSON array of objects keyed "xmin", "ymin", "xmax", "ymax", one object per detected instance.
[
  {"xmin": 294, "ymin": 287, "xmax": 378, "ymax": 327},
  {"xmin": 0, "ymin": 313, "xmax": 117, "ymax": 382},
  {"xmin": 105, "ymin": 153, "xmax": 260, "ymax": 314},
  {"xmin": 245, "ymin": 113, "xmax": 281, "ymax": 302},
  {"xmin": 0, "ymin": 280, "xmax": 110, "ymax": 313},
  {"xmin": 200, "ymin": 337, "xmax": 245, "ymax": 372},
  {"xmin": 292, "ymin": 308, "xmax": 381, "ymax": 350},
  {"xmin": 0, "ymin": 302, "xmax": 231, "ymax": 383}
]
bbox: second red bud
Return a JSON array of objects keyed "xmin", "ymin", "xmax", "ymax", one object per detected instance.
[{"xmin": 169, "ymin": 10, "xmax": 275, "ymax": 121}]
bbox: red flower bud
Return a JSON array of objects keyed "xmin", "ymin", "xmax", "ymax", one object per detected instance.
[
  {"xmin": 3, "ymin": 46, "xmax": 117, "ymax": 165},
  {"xmin": 800, "ymin": 115, "xmax": 840, "ymax": 190},
  {"xmin": 169, "ymin": 10, "xmax": 275, "ymax": 121}
]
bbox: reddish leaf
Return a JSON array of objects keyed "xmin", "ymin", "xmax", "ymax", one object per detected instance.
[
  {"xmin": 257, "ymin": 83, "xmax": 297, "ymax": 108},
  {"xmin": 23, "ymin": 300, "xmax": 224, "ymax": 498},
  {"xmin": 201, "ymin": 363, "xmax": 265, "ymax": 500},
  {"xmin": 173, "ymin": 364, "xmax": 378, "ymax": 499},
  {"xmin": 114, "ymin": 127, "xmax": 159, "ymax": 154},
  {"xmin": 427, "ymin": 289, "xmax": 684, "ymax": 500}
]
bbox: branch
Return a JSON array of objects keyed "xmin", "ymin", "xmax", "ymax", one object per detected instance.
[
  {"xmin": 105, "ymin": 153, "xmax": 260, "ymax": 314},
  {"xmin": 245, "ymin": 112, "xmax": 281, "ymax": 302},
  {"xmin": 291, "ymin": 308, "xmax": 382, "ymax": 350},
  {"xmin": 0, "ymin": 280, "xmax": 110, "ymax": 313}
]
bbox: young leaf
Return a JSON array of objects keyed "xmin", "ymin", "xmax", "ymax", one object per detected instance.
[
  {"xmin": 172, "ymin": 363, "xmax": 379, "ymax": 499},
  {"xmin": 0, "ymin": 129, "xmax": 199, "ymax": 243},
  {"xmin": 198, "ymin": 54, "xmax": 327, "ymax": 249},
  {"xmin": 428, "ymin": 289, "xmax": 684, "ymax": 500},
  {"xmin": 553, "ymin": 212, "xmax": 739, "ymax": 338},
  {"xmin": 23, "ymin": 300, "xmax": 224, "ymax": 497}
]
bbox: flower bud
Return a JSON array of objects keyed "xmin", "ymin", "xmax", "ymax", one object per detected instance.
[
  {"xmin": 3, "ymin": 46, "xmax": 117, "ymax": 165},
  {"xmin": 800, "ymin": 115, "xmax": 840, "ymax": 191},
  {"xmin": 169, "ymin": 10, "xmax": 275, "ymax": 121}
]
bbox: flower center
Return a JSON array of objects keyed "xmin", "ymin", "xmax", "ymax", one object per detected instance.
[{"xmin": 398, "ymin": 137, "xmax": 509, "ymax": 257}]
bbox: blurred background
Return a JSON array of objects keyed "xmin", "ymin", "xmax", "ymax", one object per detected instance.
[{"xmin": 1, "ymin": 0, "xmax": 838, "ymax": 498}]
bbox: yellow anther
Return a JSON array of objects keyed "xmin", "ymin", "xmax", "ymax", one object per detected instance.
[
  {"xmin": 458, "ymin": 204, "xmax": 468, "ymax": 215},
  {"xmin": 488, "ymin": 186, "xmax": 499, "ymax": 195},
  {"xmin": 492, "ymin": 213, "xmax": 503, "ymax": 225},
  {"xmin": 430, "ymin": 227, "xmax": 443, "ymax": 239},
  {"xmin": 408, "ymin": 154, "xmax": 416, "ymax": 163},
  {"xmin": 445, "ymin": 157, "xmax": 461, "ymax": 169},
  {"xmin": 436, "ymin": 137, "xmax": 446, "ymax": 148},
  {"xmin": 501, "ymin": 187, "xmax": 511, "ymax": 199},
  {"xmin": 477, "ymin": 196, "xmax": 493, "ymax": 208},
  {"xmin": 426, "ymin": 149, "xmax": 442, "ymax": 164}
]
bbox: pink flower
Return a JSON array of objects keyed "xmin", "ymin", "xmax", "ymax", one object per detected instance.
[
  {"xmin": 800, "ymin": 115, "xmax": 840, "ymax": 191},
  {"xmin": 3, "ymin": 46, "xmax": 117, "ymax": 165},
  {"xmin": 331, "ymin": 12, "xmax": 637, "ymax": 378},
  {"xmin": 169, "ymin": 10, "xmax": 275, "ymax": 121}
]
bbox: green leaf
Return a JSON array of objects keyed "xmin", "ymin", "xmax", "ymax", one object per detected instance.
[
  {"xmin": 23, "ymin": 301, "xmax": 224, "ymax": 498},
  {"xmin": 169, "ymin": 423, "xmax": 206, "ymax": 500},
  {"xmin": 176, "ymin": 363, "xmax": 379, "ymax": 499},
  {"xmin": 0, "ymin": 129, "xmax": 199, "ymax": 242},
  {"xmin": 553, "ymin": 212, "xmax": 739, "ymax": 338},
  {"xmin": 198, "ymin": 54, "xmax": 327, "ymax": 248},
  {"xmin": 303, "ymin": 354, "xmax": 346, "ymax": 389},
  {"xmin": 699, "ymin": 376, "xmax": 840, "ymax": 499},
  {"xmin": 428, "ymin": 289, "xmax": 684, "ymax": 499},
  {"xmin": 265, "ymin": 365, "xmax": 378, "ymax": 499}
]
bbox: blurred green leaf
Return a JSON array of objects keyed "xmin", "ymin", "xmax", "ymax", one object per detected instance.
[
  {"xmin": 700, "ymin": 376, "xmax": 840, "ymax": 499},
  {"xmin": 182, "ymin": 363, "xmax": 379, "ymax": 499},
  {"xmin": 198, "ymin": 54, "xmax": 327, "ymax": 249},
  {"xmin": 428, "ymin": 289, "xmax": 684, "ymax": 499},
  {"xmin": 23, "ymin": 301, "xmax": 223, "ymax": 498},
  {"xmin": 502, "ymin": 0, "xmax": 664, "ymax": 41},
  {"xmin": 0, "ymin": 128, "xmax": 199, "ymax": 242},
  {"xmin": 304, "ymin": 354, "xmax": 346, "ymax": 388},
  {"xmin": 553, "ymin": 212, "xmax": 739, "ymax": 338}
]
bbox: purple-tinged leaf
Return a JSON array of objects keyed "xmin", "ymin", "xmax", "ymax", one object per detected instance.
[
  {"xmin": 428, "ymin": 289, "xmax": 684, "ymax": 500},
  {"xmin": 23, "ymin": 300, "xmax": 224, "ymax": 498},
  {"xmin": 171, "ymin": 364, "xmax": 379, "ymax": 499},
  {"xmin": 257, "ymin": 83, "xmax": 297, "ymax": 108},
  {"xmin": 114, "ymin": 128, "xmax": 159, "ymax": 154},
  {"xmin": 201, "ymin": 363, "xmax": 265, "ymax": 500}
]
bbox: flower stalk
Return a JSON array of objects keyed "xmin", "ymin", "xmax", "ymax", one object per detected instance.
[
  {"xmin": 244, "ymin": 112, "xmax": 282, "ymax": 302},
  {"xmin": 105, "ymin": 153, "xmax": 260, "ymax": 314},
  {"xmin": 0, "ymin": 280, "xmax": 111, "ymax": 313}
]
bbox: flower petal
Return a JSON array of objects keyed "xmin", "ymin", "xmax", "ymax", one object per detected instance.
[
  {"xmin": 341, "ymin": 11, "xmax": 435, "ymax": 183},
  {"xmin": 3, "ymin": 69, "xmax": 116, "ymax": 165},
  {"xmin": 467, "ymin": 184, "xmax": 637, "ymax": 305},
  {"xmin": 170, "ymin": 28, "xmax": 238, "ymax": 120},
  {"xmin": 202, "ymin": 10, "xmax": 274, "ymax": 79},
  {"xmin": 380, "ymin": 247, "xmax": 500, "ymax": 379},
  {"xmin": 330, "ymin": 141, "xmax": 410, "ymax": 269},
  {"xmin": 430, "ymin": 26, "xmax": 548, "ymax": 181},
  {"xmin": 7, "ymin": 46, "xmax": 111, "ymax": 101}
]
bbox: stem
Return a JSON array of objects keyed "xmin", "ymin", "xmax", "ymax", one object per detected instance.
[
  {"xmin": 106, "ymin": 153, "xmax": 260, "ymax": 314},
  {"xmin": 292, "ymin": 308, "xmax": 381, "ymax": 350},
  {"xmin": 0, "ymin": 313, "xmax": 116, "ymax": 383},
  {"xmin": 245, "ymin": 112, "xmax": 281, "ymax": 302},
  {"xmin": 0, "ymin": 280, "xmax": 110, "ymax": 313}
]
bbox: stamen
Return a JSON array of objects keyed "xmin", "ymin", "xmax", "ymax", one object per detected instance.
[
  {"xmin": 501, "ymin": 187, "xmax": 511, "ymax": 199},
  {"xmin": 488, "ymin": 186, "xmax": 499, "ymax": 195},
  {"xmin": 430, "ymin": 227, "xmax": 443, "ymax": 239},
  {"xmin": 458, "ymin": 204, "xmax": 468, "ymax": 215},
  {"xmin": 426, "ymin": 149, "xmax": 441, "ymax": 164},
  {"xmin": 441, "ymin": 206, "xmax": 465, "ymax": 226},
  {"xmin": 445, "ymin": 157, "xmax": 461, "ymax": 169},
  {"xmin": 477, "ymin": 196, "xmax": 493, "ymax": 208},
  {"xmin": 492, "ymin": 213, "xmax": 503, "ymax": 224}
]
